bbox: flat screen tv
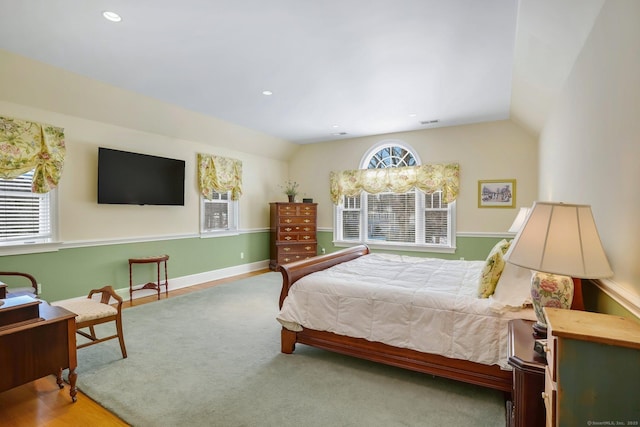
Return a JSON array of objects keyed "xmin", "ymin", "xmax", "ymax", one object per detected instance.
[{"xmin": 98, "ymin": 147, "xmax": 185, "ymax": 206}]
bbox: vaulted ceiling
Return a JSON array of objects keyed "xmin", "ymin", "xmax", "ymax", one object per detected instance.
[{"xmin": 0, "ymin": 0, "xmax": 605, "ymax": 144}]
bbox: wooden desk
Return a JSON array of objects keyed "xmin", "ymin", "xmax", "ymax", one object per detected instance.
[
  {"xmin": 128, "ymin": 255, "xmax": 169, "ymax": 303},
  {"xmin": 507, "ymin": 319, "xmax": 546, "ymax": 427},
  {"xmin": 0, "ymin": 299, "xmax": 78, "ymax": 402}
]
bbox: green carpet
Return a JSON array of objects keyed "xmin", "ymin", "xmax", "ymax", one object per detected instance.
[{"xmin": 74, "ymin": 272, "xmax": 507, "ymax": 426}]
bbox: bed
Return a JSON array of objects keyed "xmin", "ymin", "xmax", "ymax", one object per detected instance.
[{"xmin": 276, "ymin": 244, "xmax": 536, "ymax": 393}]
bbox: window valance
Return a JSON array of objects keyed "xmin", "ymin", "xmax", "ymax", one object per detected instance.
[
  {"xmin": 329, "ymin": 163, "xmax": 460, "ymax": 205},
  {"xmin": 197, "ymin": 153, "xmax": 243, "ymax": 200},
  {"xmin": 0, "ymin": 116, "xmax": 66, "ymax": 193}
]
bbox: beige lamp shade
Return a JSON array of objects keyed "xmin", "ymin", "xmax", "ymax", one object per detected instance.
[
  {"xmin": 508, "ymin": 207, "xmax": 531, "ymax": 233},
  {"xmin": 504, "ymin": 202, "xmax": 613, "ymax": 279}
]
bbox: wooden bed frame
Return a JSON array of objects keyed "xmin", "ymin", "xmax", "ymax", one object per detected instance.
[{"xmin": 278, "ymin": 245, "xmax": 513, "ymax": 394}]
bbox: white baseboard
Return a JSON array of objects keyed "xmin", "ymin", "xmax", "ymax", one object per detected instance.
[{"xmin": 52, "ymin": 260, "xmax": 271, "ymax": 304}]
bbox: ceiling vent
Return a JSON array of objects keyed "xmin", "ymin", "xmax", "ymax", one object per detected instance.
[{"xmin": 420, "ymin": 119, "xmax": 439, "ymax": 125}]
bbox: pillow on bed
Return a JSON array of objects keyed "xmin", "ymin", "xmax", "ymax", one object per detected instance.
[
  {"xmin": 477, "ymin": 239, "xmax": 511, "ymax": 298},
  {"xmin": 491, "ymin": 262, "xmax": 533, "ymax": 308}
]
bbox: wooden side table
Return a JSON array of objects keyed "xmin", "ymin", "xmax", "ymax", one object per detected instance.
[
  {"xmin": 507, "ymin": 319, "xmax": 546, "ymax": 427},
  {"xmin": 128, "ymin": 255, "xmax": 169, "ymax": 303}
]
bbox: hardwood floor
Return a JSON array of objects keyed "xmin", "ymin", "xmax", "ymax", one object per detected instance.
[{"xmin": 0, "ymin": 269, "xmax": 269, "ymax": 427}]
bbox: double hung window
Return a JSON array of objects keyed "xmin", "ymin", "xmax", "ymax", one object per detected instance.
[
  {"xmin": 200, "ymin": 190, "xmax": 238, "ymax": 235},
  {"xmin": 334, "ymin": 142, "xmax": 455, "ymax": 251},
  {"xmin": 0, "ymin": 171, "xmax": 56, "ymax": 245}
]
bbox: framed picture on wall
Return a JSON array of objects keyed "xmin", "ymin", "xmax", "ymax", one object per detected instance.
[{"xmin": 478, "ymin": 179, "xmax": 516, "ymax": 208}]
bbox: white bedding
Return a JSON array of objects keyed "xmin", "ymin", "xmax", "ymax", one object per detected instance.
[{"xmin": 277, "ymin": 253, "xmax": 535, "ymax": 369}]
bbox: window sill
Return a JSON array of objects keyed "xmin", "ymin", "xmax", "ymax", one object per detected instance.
[
  {"xmin": 200, "ymin": 230, "xmax": 240, "ymax": 239},
  {"xmin": 333, "ymin": 240, "xmax": 456, "ymax": 254},
  {"xmin": 0, "ymin": 241, "xmax": 61, "ymax": 256}
]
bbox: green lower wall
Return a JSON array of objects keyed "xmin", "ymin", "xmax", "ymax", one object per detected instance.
[
  {"xmin": 0, "ymin": 232, "xmax": 269, "ymax": 301},
  {"xmin": 583, "ymin": 280, "xmax": 640, "ymax": 324}
]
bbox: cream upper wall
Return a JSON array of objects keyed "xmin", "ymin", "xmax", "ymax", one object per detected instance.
[
  {"xmin": 0, "ymin": 49, "xmax": 298, "ymax": 162},
  {"xmin": 0, "ymin": 49, "xmax": 298, "ymax": 242},
  {"xmin": 0, "ymin": 99, "xmax": 289, "ymax": 241},
  {"xmin": 538, "ymin": 0, "xmax": 640, "ymax": 305},
  {"xmin": 289, "ymin": 120, "xmax": 538, "ymax": 232}
]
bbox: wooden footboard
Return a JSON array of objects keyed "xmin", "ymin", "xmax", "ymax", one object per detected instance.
[
  {"xmin": 281, "ymin": 327, "xmax": 512, "ymax": 392},
  {"xmin": 278, "ymin": 245, "xmax": 370, "ymax": 308},
  {"xmin": 278, "ymin": 244, "xmax": 512, "ymax": 394}
]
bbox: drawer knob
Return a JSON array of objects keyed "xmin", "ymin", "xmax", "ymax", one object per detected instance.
[
  {"xmin": 283, "ymin": 247, "xmax": 291, "ymax": 252},
  {"xmin": 285, "ymin": 236, "xmax": 292, "ymax": 240}
]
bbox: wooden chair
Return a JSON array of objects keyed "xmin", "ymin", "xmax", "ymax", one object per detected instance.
[
  {"xmin": 53, "ymin": 285, "xmax": 127, "ymax": 358},
  {"xmin": 0, "ymin": 272, "xmax": 38, "ymax": 299}
]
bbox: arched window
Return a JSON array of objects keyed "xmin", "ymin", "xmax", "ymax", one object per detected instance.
[{"xmin": 334, "ymin": 141, "xmax": 456, "ymax": 251}]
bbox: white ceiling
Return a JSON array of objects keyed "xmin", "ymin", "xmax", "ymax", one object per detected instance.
[{"xmin": 0, "ymin": 0, "xmax": 603, "ymax": 144}]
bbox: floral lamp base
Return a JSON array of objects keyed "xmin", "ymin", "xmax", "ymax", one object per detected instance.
[{"xmin": 531, "ymin": 271, "xmax": 574, "ymax": 338}]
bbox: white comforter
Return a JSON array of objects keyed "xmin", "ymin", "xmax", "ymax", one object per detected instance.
[{"xmin": 277, "ymin": 253, "xmax": 535, "ymax": 369}]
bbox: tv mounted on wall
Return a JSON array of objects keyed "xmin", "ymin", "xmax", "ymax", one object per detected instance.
[{"xmin": 98, "ymin": 147, "xmax": 185, "ymax": 206}]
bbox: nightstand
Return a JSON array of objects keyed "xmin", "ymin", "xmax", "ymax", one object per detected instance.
[
  {"xmin": 543, "ymin": 308, "xmax": 640, "ymax": 426},
  {"xmin": 507, "ymin": 319, "xmax": 546, "ymax": 427}
]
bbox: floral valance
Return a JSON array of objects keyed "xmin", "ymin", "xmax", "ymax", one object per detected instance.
[
  {"xmin": 329, "ymin": 163, "xmax": 460, "ymax": 205},
  {"xmin": 197, "ymin": 153, "xmax": 243, "ymax": 200},
  {"xmin": 0, "ymin": 116, "xmax": 66, "ymax": 193}
]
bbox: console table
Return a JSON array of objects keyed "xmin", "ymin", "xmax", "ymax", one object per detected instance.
[
  {"xmin": 0, "ymin": 297, "xmax": 78, "ymax": 402},
  {"xmin": 128, "ymin": 255, "xmax": 169, "ymax": 303}
]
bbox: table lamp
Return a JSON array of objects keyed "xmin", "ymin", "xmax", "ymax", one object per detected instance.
[{"xmin": 504, "ymin": 202, "xmax": 613, "ymax": 337}]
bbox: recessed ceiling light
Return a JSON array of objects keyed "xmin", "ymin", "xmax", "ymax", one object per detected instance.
[
  {"xmin": 262, "ymin": 90, "xmax": 273, "ymax": 96},
  {"xmin": 102, "ymin": 11, "xmax": 122, "ymax": 22},
  {"xmin": 409, "ymin": 114, "xmax": 417, "ymax": 118},
  {"xmin": 332, "ymin": 124, "xmax": 339, "ymax": 128}
]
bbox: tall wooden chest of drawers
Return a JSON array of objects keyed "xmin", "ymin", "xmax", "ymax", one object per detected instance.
[{"xmin": 269, "ymin": 202, "xmax": 317, "ymax": 270}]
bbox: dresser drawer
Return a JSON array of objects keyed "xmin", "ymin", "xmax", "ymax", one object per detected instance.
[
  {"xmin": 545, "ymin": 336, "xmax": 557, "ymax": 382},
  {"xmin": 276, "ymin": 244, "xmax": 316, "ymax": 257},
  {"xmin": 543, "ymin": 367, "xmax": 556, "ymax": 427},
  {"xmin": 277, "ymin": 243, "xmax": 317, "ymax": 264},
  {"xmin": 278, "ymin": 232, "xmax": 316, "ymax": 242},
  {"xmin": 278, "ymin": 216, "xmax": 315, "ymax": 225},
  {"xmin": 279, "ymin": 224, "xmax": 315, "ymax": 233},
  {"xmin": 277, "ymin": 225, "xmax": 316, "ymax": 241},
  {"xmin": 278, "ymin": 204, "xmax": 317, "ymax": 217}
]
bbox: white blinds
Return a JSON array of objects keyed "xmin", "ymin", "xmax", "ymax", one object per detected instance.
[
  {"xmin": 424, "ymin": 191, "xmax": 449, "ymax": 245},
  {"xmin": 340, "ymin": 190, "xmax": 450, "ymax": 246},
  {"xmin": 0, "ymin": 171, "xmax": 52, "ymax": 243},
  {"xmin": 367, "ymin": 192, "xmax": 416, "ymax": 243},
  {"xmin": 201, "ymin": 190, "xmax": 237, "ymax": 233},
  {"xmin": 340, "ymin": 196, "xmax": 361, "ymax": 241}
]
